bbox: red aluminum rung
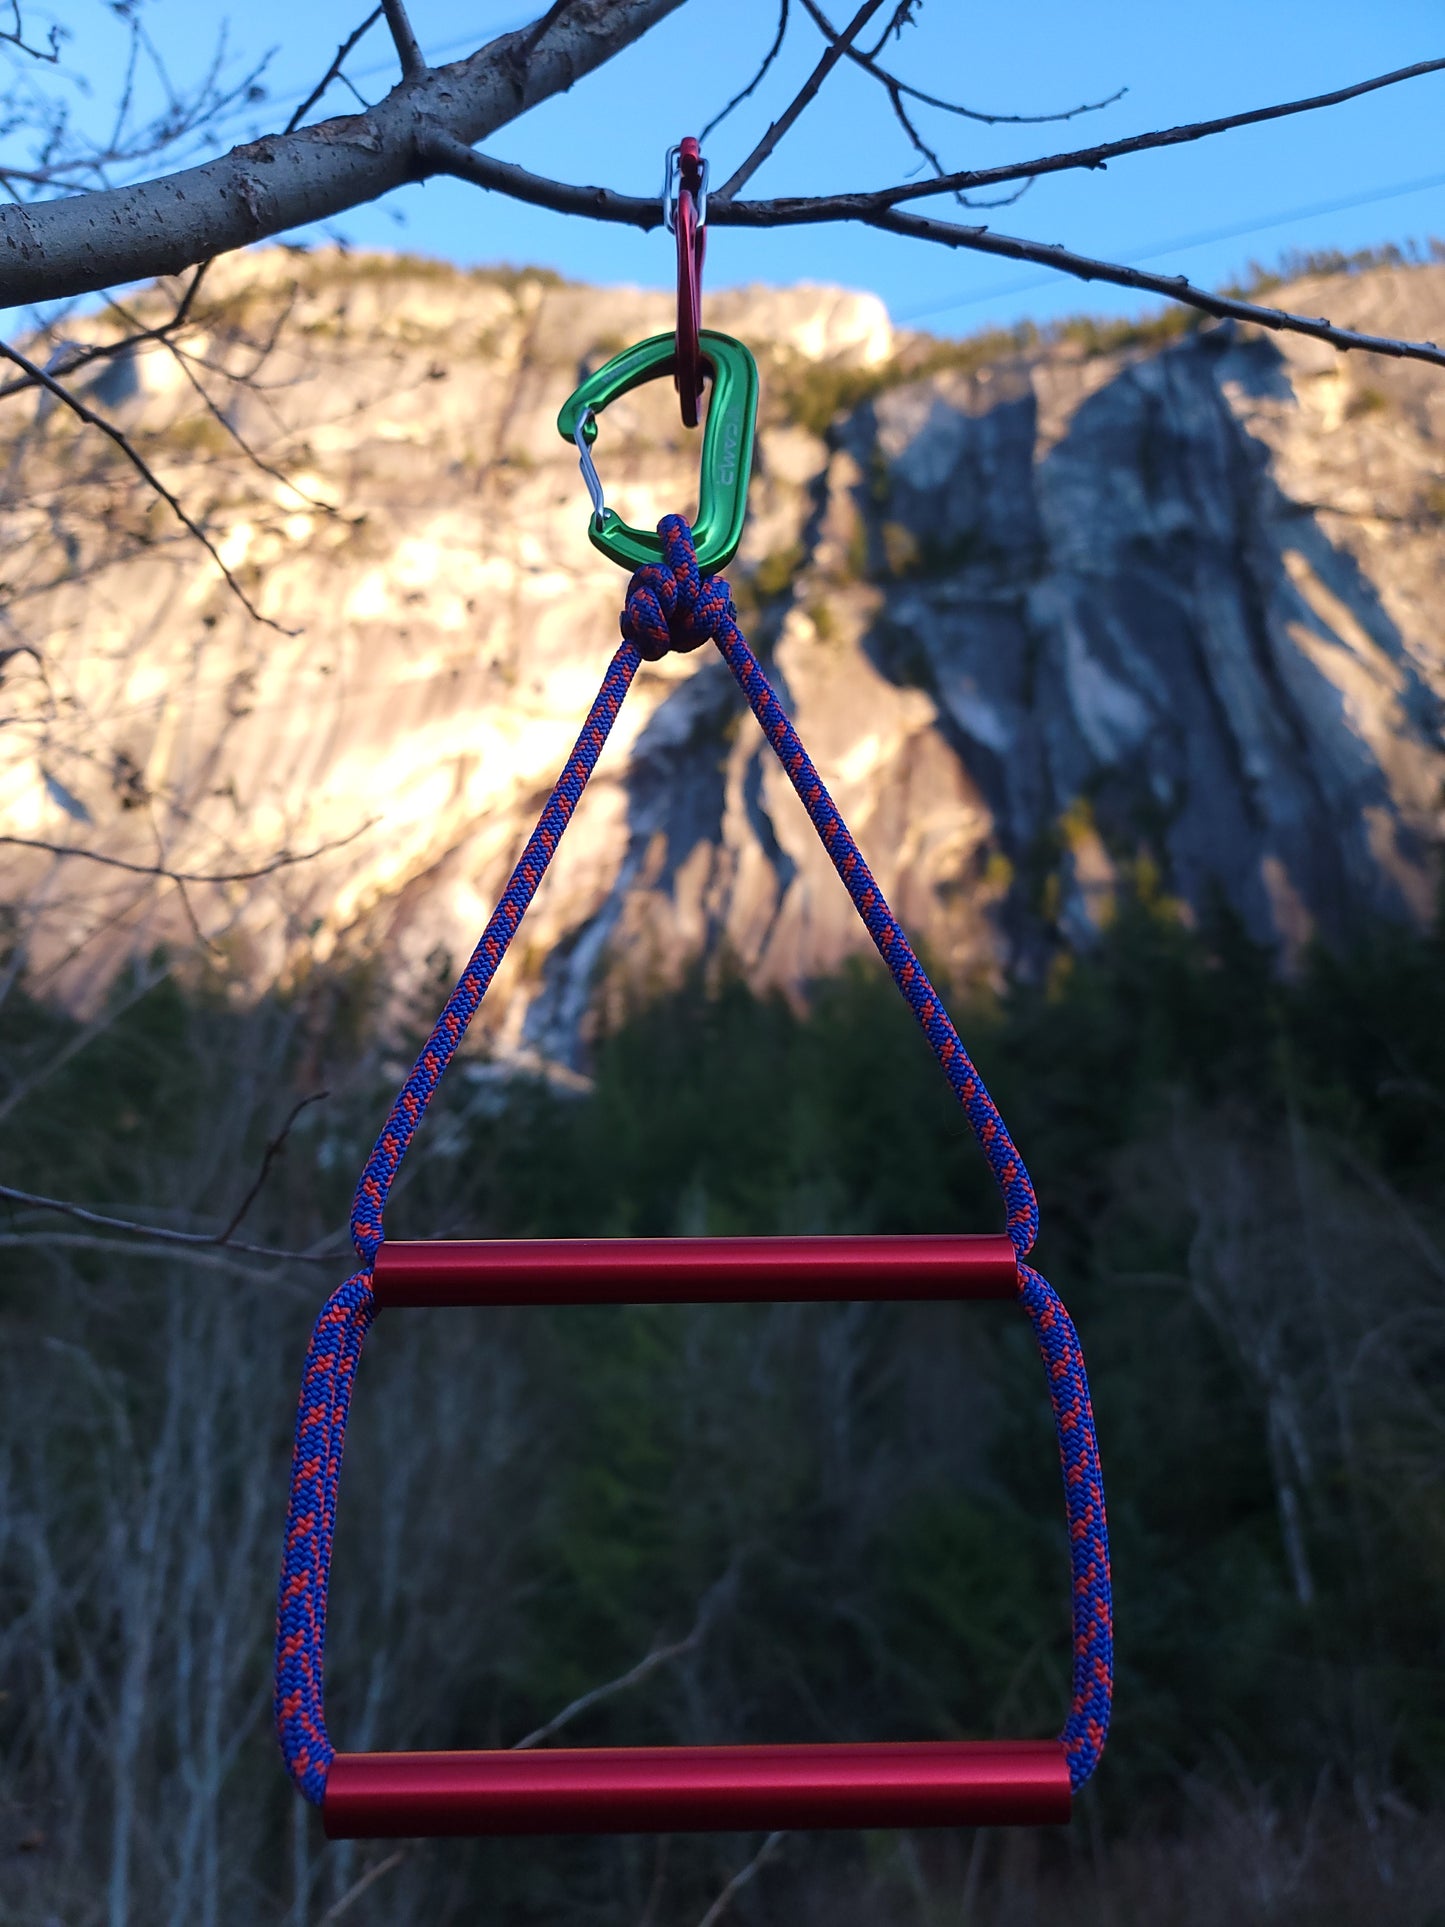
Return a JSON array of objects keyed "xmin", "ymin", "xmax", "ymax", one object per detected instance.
[
  {"xmin": 372, "ymin": 1234, "xmax": 1018, "ymax": 1308},
  {"xmin": 323, "ymin": 1740, "xmax": 1070, "ymax": 1837}
]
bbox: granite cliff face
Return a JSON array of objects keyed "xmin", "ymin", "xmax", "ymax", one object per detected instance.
[{"xmin": 1, "ymin": 251, "xmax": 1442, "ymax": 1063}]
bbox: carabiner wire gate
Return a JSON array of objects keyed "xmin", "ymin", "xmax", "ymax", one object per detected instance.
[{"xmin": 572, "ymin": 408, "xmax": 606, "ymax": 529}]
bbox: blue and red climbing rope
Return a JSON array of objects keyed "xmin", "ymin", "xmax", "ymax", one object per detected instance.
[{"xmin": 276, "ymin": 517, "xmax": 1112, "ymax": 1815}]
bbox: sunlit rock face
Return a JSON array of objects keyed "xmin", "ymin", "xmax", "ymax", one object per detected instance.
[{"xmin": 0, "ymin": 249, "xmax": 1441, "ymax": 1062}]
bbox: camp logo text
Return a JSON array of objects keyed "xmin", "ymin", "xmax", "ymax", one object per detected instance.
[{"xmin": 715, "ymin": 417, "xmax": 741, "ymax": 488}]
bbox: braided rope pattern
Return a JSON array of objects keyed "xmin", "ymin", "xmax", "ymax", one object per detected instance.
[
  {"xmin": 274, "ymin": 514, "xmax": 1112, "ymax": 1805},
  {"xmin": 275, "ymin": 1272, "xmax": 375, "ymax": 1803},
  {"xmin": 1018, "ymin": 1263, "xmax": 1112, "ymax": 1784}
]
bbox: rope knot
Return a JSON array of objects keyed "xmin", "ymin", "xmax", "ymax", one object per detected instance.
[{"xmin": 621, "ymin": 514, "xmax": 736, "ymax": 661}]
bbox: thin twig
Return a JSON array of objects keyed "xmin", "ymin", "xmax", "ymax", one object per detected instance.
[
  {"xmin": 713, "ymin": 0, "xmax": 889, "ymax": 202},
  {"xmin": 520, "ymin": 0, "xmax": 580, "ymax": 59},
  {"xmin": 284, "ymin": 8, "xmax": 385, "ymax": 134},
  {"xmin": 510, "ymin": 1637, "xmax": 699, "ymax": 1750},
  {"xmin": 798, "ymin": 0, "xmax": 1125, "ymax": 127},
  {"xmin": 843, "ymin": 53, "xmax": 1445, "ymax": 207},
  {"xmin": 63, "ymin": 286, "xmax": 344, "ymax": 516},
  {"xmin": 796, "ymin": 0, "xmax": 1059, "ymax": 206},
  {"xmin": 700, "ymin": 0, "xmax": 791, "ymax": 144},
  {"xmin": 0, "ymin": 1230, "xmax": 320, "ymax": 1279},
  {"xmin": 696, "ymin": 1833, "xmax": 787, "ymax": 1927},
  {"xmin": 0, "ymin": 339, "xmax": 293, "ymax": 632},
  {"xmin": 1, "ymin": 23, "xmax": 275, "ymax": 201},
  {"xmin": 0, "ymin": 1190, "xmax": 337, "ymax": 1264},
  {"xmin": 0, "ymin": 261, "xmax": 211, "ymax": 403},
  {"xmin": 217, "ymin": 1090, "xmax": 329, "ymax": 1242},
  {"xmin": 0, "ymin": 163, "xmax": 99, "ymax": 191},
  {"xmin": 167, "ymin": 867, "xmax": 218, "ymax": 957},
  {"xmin": 381, "ymin": 0, "xmax": 427, "ymax": 78},
  {"xmin": 318, "ymin": 1849, "xmax": 410, "ymax": 1924},
  {"xmin": 861, "ymin": 0, "xmax": 910, "ymax": 59},
  {"xmin": 513, "ymin": 1562, "xmax": 738, "ymax": 1749},
  {"xmin": 882, "ymin": 74, "xmax": 1037, "ymax": 209},
  {"xmin": 0, "ymin": 820, "xmax": 378, "ymax": 883},
  {"xmin": 0, "ymin": 961, "xmax": 174, "ymax": 1127},
  {"xmin": 1330, "ymin": 1139, "xmax": 1445, "ymax": 1287},
  {"xmin": 0, "ymin": 0, "xmax": 62, "ymax": 62},
  {"xmin": 310, "ymin": 1562, "xmax": 738, "ymax": 1922}
]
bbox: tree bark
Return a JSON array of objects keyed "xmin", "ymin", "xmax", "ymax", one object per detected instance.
[{"xmin": 0, "ymin": 0, "xmax": 685, "ymax": 309}]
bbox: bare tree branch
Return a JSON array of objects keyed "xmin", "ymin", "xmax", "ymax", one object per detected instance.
[
  {"xmin": 0, "ymin": 958, "xmax": 174, "ymax": 1126},
  {"xmin": 696, "ymin": 1832, "xmax": 787, "ymax": 1927},
  {"xmin": 317, "ymin": 1850, "xmax": 411, "ymax": 1925},
  {"xmin": 863, "ymin": 201, "xmax": 1445, "ymax": 367},
  {"xmin": 0, "ymin": 261, "xmax": 212, "ymax": 401},
  {"xmin": 792, "ymin": 0, "xmax": 1075, "ymax": 208},
  {"xmin": 0, "ymin": 1229, "xmax": 317, "ymax": 1278},
  {"xmin": 0, "ymin": 821, "xmax": 378, "ymax": 883},
  {"xmin": 711, "ymin": 53, "xmax": 1445, "ymax": 212},
  {"xmin": 0, "ymin": 18, "xmax": 274, "ymax": 203},
  {"xmin": 0, "ymin": 0, "xmax": 687, "ymax": 308},
  {"xmin": 797, "ymin": 0, "xmax": 1125, "ymax": 128},
  {"xmin": 217, "ymin": 1091, "xmax": 329, "ymax": 1242},
  {"xmin": 512, "ymin": 1563, "xmax": 737, "ymax": 1749},
  {"xmin": 427, "ymin": 135, "xmax": 1445, "ymax": 369},
  {"xmin": 700, "ymin": 0, "xmax": 791, "ymax": 144},
  {"xmin": 713, "ymin": 0, "xmax": 888, "ymax": 202},
  {"xmin": 0, "ymin": 1, "xmax": 63, "ymax": 64},
  {"xmin": 865, "ymin": 59, "xmax": 1039, "ymax": 210},
  {"xmin": 70, "ymin": 285, "xmax": 349, "ymax": 518},
  {"xmin": 421, "ymin": 129, "xmax": 662, "ymax": 223},
  {"xmin": 424, "ymin": 51, "xmax": 1445, "ymax": 236},
  {"xmin": 865, "ymin": 0, "xmax": 922, "ymax": 60},
  {"xmin": 0, "ymin": 1185, "xmax": 336, "ymax": 1264},
  {"xmin": 0, "ymin": 337, "xmax": 292, "ymax": 629},
  {"xmin": 142, "ymin": 356, "xmax": 336, "ymax": 512},
  {"xmin": 283, "ymin": 8, "xmax": 385, "ymax": 137},
  {"xmin": 380, "ymin": 0, "xmax": 427, "ymax": 80}
]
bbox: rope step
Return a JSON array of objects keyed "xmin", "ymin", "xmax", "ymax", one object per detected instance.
[
  {"xmin": 371, "ymin": 1234, "xmax": 1019, "ymax": 1306},
  {"xmin": 322, "ymin": 1739, "xmax": 1071, "ymax": 1837}
]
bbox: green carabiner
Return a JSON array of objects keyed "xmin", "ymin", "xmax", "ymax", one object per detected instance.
[{"xmin": 557, "ymin": 330, "xmax": 758, "ymax": 574}]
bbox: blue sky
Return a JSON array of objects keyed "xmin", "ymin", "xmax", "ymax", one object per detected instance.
[{"xmin": 23, "ymin": 1, "xmax": 1445, "ymax": 338}]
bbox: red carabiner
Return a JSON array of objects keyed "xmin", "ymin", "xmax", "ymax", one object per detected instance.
[{"xmin": 670, "ymin": 136, "xmax": 707, "ymax": 429}]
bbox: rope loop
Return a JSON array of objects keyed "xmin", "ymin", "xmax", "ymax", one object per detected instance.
[
  {"xmin": 621, "ymin": 513, "xmax": 735, "ymax": 659},
  {"xmin": 277, "ymin": 512, "xmax": 1111, "ymax": 1804}
]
